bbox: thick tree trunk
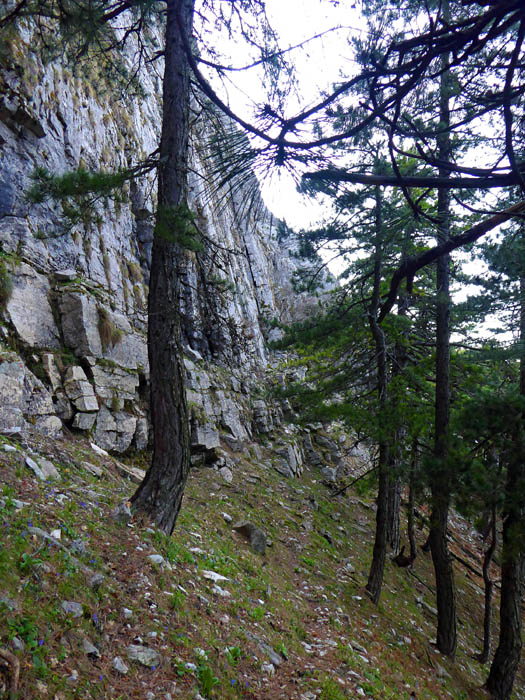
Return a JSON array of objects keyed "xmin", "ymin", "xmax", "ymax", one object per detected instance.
[
  {"xmin": 429, "ymin": 1, "xmax": 457, "ymax": 657},
  {"xmin": 485, "ymin": 268, "xmax": 525, "ymax": 699},
  {"xmin": 131, "ymin": 0, "xmax": 194, "ymax": 535}
]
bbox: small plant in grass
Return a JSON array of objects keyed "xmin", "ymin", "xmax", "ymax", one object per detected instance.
[
  {"xmin": 275, "ymin": 641, "xmax": 288, "ymax": 659},
  {"xmin": 225, "ymin": 646, "xmax": 241, "ymax": 666},
  {"xmin": 249, "ymin": 605, "xmax": 265, "ymax": 621},
  {"xmin": 170, "ymin": 589, "xmax": 186, "ymax": 611},
  {"xmin": 319, "ymin": 678, "xmax": 348, "ymax": 700},
  {"xmin": 18, "ymin": 551, "xmax": 44, "ymax": 573},
  {"xmin": 8, "ymin": 616, "xmax": 49, "ymax": 679},
  {"xmin": 197, "ymin": 663, "xmax": 219, "ymax": 698}
]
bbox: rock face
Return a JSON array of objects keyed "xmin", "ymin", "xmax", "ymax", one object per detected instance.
[{"xmin": 0, "ymin": 22, "xmax": 332, "ymax": 455}]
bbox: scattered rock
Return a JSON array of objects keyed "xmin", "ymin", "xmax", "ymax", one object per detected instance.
[
  {"xmin": 126, "ymin": 644, "xmax": 161, "ymax": 668},
  {"xmin": 61, "ymin": 601, "xmax": 83, "ymax": 618},
  {"xmin": 81, "ymin": 638, "xmax": 100, "ymax": 658},
  {"xmin": 25, "ymin": 456, "xmax": 45, "ymax": 480},
  {"xmin": 73, "ymin": 413, "xmax": 97, "ymax": 431},
  {"xmin": 11, "ymin": 636, "xmax": 24, "ymax": 651},
  {"xmin": 38, "ymin": 458, "xmax": 60, "ymax": 480},
  {"xmin": 218, "ymin": 466, "xmax": 233, "ymax": 484},
  {"xmin": 69, "ymin": 540, "xmax": 87, "ymax": 556},
  {"xmin": 222, "ymin": 512, "xmax": 232, "ymax": 523},
  {"xmin": 232, "ymin": 520, "xmax": 267, "ymax": 554},
  {"xmin": 112, "ymin": 656, "xmax": 129, "ymax": 674},
  {"xmin": 212, "ymin": 585, "xmax": 231, "ymax": 598},
  {"xmin": 201, "ymin": 570, "xmax": 229, "ymax": 583},
  {"xmin": 112, "ymin": 501, "xmax": 132, "ymax": 524},
  {"xmin": 261, "ymin": 662, "xmax": 275, "ymax": 676},
  {"xmin": 90, "ymin": 442, "xmax": 109, "ymax": 457}
]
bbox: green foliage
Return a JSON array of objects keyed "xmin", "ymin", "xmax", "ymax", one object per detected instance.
[
  {"xmin": 155, "ymin": 204, "xmax": 204, "ymax": 252},
  {"xmin": 225, "ymin": 646, "xmax": 241, "ymax": 666},
  {"xmin": 27, "ymin": 167, "xmax": 128, "ymax": 204},
  {"xmin": 8, "ymin": 615, "xmax": 49, "ymax": 678},
  {"xmin": 319, "ymin": 678, "xmax": 348, "ymax": 700},
  {"xmin": 196, "ymin": 663, "xmax": 219, "ymax": 697},
  {"xmin": 249, "ymin": 605, "xmax": 265, "ymax": 621},
  {"xmin": 0, "ymin": 259, "xmax": 13, "ymax": 309},
  {"xmin": 170, "ymin": 589, "xmax": 186, "ymax": 611},
  {"xmin": 18, "ymin": 551, "xmax": 44, "ymax": 573}
]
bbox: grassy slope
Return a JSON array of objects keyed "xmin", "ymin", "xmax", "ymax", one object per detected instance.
[{"xmin": 0, "ymin": 429, "xmax": 523, "ymax": 700}]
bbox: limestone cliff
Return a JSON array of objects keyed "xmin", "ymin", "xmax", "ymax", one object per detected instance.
[{"xmin": 0, "ymin": 23, "xmax": 328, "ymax": 457}]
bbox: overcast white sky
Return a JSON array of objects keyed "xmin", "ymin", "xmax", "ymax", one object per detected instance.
[{"xmin": 202, "ymin": 0, "xmax": 364, "ymax": 229}]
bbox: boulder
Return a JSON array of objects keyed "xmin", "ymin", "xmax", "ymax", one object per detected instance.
[
  {"xmin": 191, "ymin": 423, "xmax": 220, "ymax": 452},
  {"xmin": 64, "ymin": 366, "xmax": 98, "ymax": 412},
  {"xmin": 59, "ymin": 292, "xmax": 103, "ymax": 357},
  {"xmin": 232, "ymin": 521, "xmax": 267, "ymax": 555},
  {"xmin": 253, "ymin": 399, "xmax": 272, "ymax": 433},
  {"xmin": 0, "ymin": 357, "xmax": 57, "ymax": 435},
  {"xmin": 93, "ymin": 406, "xmax": 137, "ymax": 453},
  {"xmin": 72, "ymin": 412, "xmax": 97, "ymax": 430},
  {"xmin": 7, "ymin": 263, "xmax": 60, "ymax": 349},
  {"xmin": 35, "ymin": 415, "xmax": 62, "ymax": 438},
  {"xmin": 91, "ymin": 364, "xmax": 139, "ymax": 402},
  {"xmin": 133, "ymin": 416, "xmax": 149, "ymax": 451},
  {"xmin": 126, "ymin": 645, "xmax": 161, "ymax": 668}
]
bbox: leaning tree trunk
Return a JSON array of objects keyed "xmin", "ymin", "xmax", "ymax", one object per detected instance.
[
  {"xmin": 131, "ymin": 0, "xmax": 194, "ymax": 534},
  {"xmin": 429, "ymin": 1, "xmax": 457, "ymax": 658},
  {"xmin": 366, "ymin": 183, "xmax": 390, "ymax": 604},
  {"xmin": 485, "ymin": 255, "xmax": 525, "ymax": 699}
]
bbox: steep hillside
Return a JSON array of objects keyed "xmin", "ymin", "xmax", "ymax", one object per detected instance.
[{"xmin": 1, "ymin": 413, "xmax": 523, "ymax": 699}]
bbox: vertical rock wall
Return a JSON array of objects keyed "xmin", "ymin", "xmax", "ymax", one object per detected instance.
[{"xmin": 0, "ymin": 20, "xmax": 329, "ymax": 454}]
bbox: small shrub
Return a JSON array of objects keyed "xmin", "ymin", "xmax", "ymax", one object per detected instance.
[
  {"xmin": 0, "ymin": 260, "xmax": 13, "ymax": 309},
  {"xmin": 98, "ymin": 307, "xmax": 123, "ymax": 350},
  {"xmin": 127, "ymin": 261, "xmax": 143, "ymax": 283}
]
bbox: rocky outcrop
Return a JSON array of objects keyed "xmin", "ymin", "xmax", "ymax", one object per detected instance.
[{"xmin": 0, "ymin": 22, "xmax": 332, "ymax": 457}]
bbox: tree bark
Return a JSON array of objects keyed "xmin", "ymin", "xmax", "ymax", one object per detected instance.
[
  {"xmin": 131, "ymin": 0, "xmax": 194, "ymax": 535},
  {"xmin": 429, "ymin": 3, "xmax": 457, "ymax": 657},
  {"xmin": 477, "ymin": 503, "xmax": 497, "ymax": 664},
  {"xmin": 387, "ymin": 475, "xmax": 401, "ymax": 554},
  {"xmin": 485, "ymin": 258, "xmax": 525, "ymax": 699},
  {"xmin": 366, "ymin": 184, "xmax": 390, "ymax": 604},
  {"xmin": 407, "ymin": 438, "xmax": 418, "ymax": 563}
]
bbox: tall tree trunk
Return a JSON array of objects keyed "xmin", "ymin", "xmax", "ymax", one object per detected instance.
[
  {"xmin": 367, "ymin": 184, "xmax": 390, "ymax": 604},
  {"xmin": 477, "ymin": 501, "xmax": 497, "ymax": 664},
  {"xmin": 485, "ymin": 257, "xmax": 525, "ymax": 699},
  {"xmin": 429, "ymin": 0, "xmax": 457, "ymax": 657},
  {"xmin": 386, "ymin": 475, "xmax": 401, "ymax": 553},
  {"xmin": 386, "ymin": 284, "xmax": 410, "ymax": 554},
  {"xmin": 131, "ymin": 0, "xmax": 194, "ymax": 535},
  {"xmin": 407, "ymin": 437, "xmax": 418, "ymax": 563}
]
